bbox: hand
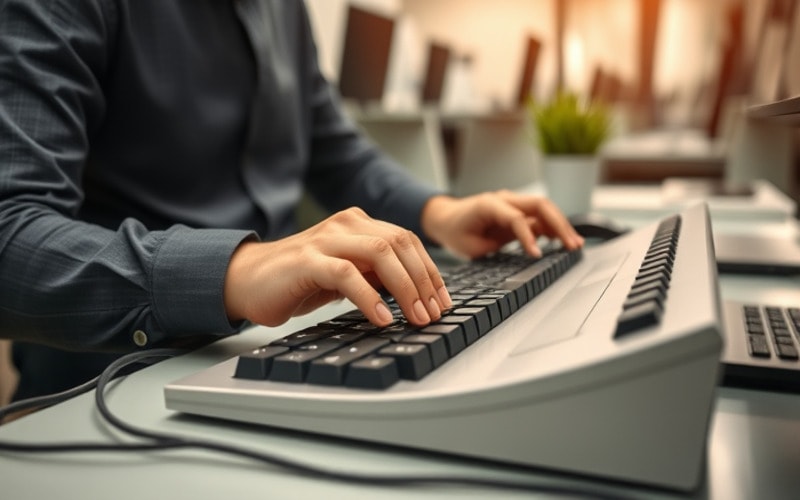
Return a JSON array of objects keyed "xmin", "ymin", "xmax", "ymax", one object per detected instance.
[
  {"xmin": 223, "ymin": 207, "xmax": 452, "ymax": 328},
  {"xmin": 420, "ymin": 191, "xmax": 584, "ymax": 259}
]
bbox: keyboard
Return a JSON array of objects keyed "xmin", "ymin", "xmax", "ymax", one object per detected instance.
[
  {"xmin": 721, "ymin": 301, "xmax": 800, "ymax": 391},
  {"xmin": 165, "ymin": 203, "xmax": 723, "ymax": 492},
  {"xmin": 231, "ymin": 245, "xmax": 583, "ymax": 389}
]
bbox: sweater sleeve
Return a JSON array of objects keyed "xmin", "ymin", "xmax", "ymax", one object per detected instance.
[
  {"xmin": 0, "ymin": 0, "xmax": 254, "ymax": 351},
  {"xmin": 296, "ymin": 3, "xmax": 443, "ymax": 237}
]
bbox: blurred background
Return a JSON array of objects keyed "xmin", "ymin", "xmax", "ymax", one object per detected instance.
[{"xmin": 303, "ymin": 0, "xmax": 799, "ymax": 206}]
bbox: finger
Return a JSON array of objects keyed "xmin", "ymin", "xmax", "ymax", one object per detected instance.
[
  {"xmin": 327, "ymin": 207, "xmax": 449, "ymax": 317},
  {"xmin": 305, "ymin": 256, "xmax": 397, "ymax": 326},
  {"xmin": 321, "ymin": 235, "xmax": 439, "ymax": 325},
  {"xmin": 499, "ymin": 192, "xmax": 584, "ymax": 249},
  {"xmin": 407, "ymin": 231, "xmax": 452, "ymax": 309},
  {"xmin": 374, "ymin": 222, "xmax": 452, "ymax": 312},
  {"xmin": 533, "ymin": 198, "xmax": 585, "ymax": 249},
  {"xmin": 480, "ymin": 196, "xmax": 542, "ymax": 257}
]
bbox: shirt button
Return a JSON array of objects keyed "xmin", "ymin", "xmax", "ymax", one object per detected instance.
[{"xmin": 133, "ymin": 330, "xmax": 148, "ymax": 347}]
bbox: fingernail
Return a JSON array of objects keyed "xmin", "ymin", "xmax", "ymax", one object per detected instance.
[
  {"xmin": 413, "ymin": 299, "xmax": 431, "ymax": 323},
  {"xmin": 428, "ymin": 297, "xmax": 441, "ymax": 320},
  {"xmin": 375, "ymin": 302, "xmax": 393, "ymax": 324},
  {"xmin": 530, "ymin": 245, "xmax": 542, "ymax": 258},
  {"xmin": 437, "ymin": 286, "xmax": 452, "ymax": 308}
]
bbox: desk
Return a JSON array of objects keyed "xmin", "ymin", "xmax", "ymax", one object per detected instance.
[{"xmin": 2, "ymin": 191, "xmax": 800, "ymax": 500}]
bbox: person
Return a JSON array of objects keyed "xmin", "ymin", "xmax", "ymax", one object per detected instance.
[{"xmin": 0, "ymin": 0, "xmax": 583, "ymax": 401}]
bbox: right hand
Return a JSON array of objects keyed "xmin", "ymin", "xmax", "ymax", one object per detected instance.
[{"xmin": 223, "ymin": 207, "xmax": 452, "ymax": 328}]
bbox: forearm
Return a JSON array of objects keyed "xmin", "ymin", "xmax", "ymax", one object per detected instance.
[
  {"xmin": 0, "ymin": 203, "xmax": 254, "ymax": 351},
  {"xmin": 297, "ymin": 2, "xmax": 442, "ymax": 237}
]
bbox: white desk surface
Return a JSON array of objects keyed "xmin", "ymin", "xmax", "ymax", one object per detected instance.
[{"xmin": 2, "ymin": 189, "xmax": 800, "ymax": 500}]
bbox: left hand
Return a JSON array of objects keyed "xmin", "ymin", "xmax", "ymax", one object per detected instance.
[{"xmin": 420, "ymin": 191, "xmax": 584, "ymax": 259}]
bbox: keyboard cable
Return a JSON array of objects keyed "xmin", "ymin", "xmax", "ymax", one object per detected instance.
[{"xmin": 0, "ymin": 348, "xmax": 638, "ymax": 500}]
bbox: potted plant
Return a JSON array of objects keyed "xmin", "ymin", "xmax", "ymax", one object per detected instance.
[{"xmin": 526, "ymin": 91, "xmax": 611, "ymax": 216}]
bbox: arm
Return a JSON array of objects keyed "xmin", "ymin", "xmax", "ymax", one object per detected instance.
[
  {"xmin": 218, "ymin": 3, "xmax": 578, "ymax": 331},
  {"xmin": 0, "ymin": 0, "xmax": 252, "ymax": 351},
  {"xmin": 297, "ymin": 4, "xmax": 441, "ymax": 237}
]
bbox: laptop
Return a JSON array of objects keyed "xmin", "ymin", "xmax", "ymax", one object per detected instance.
[
  {"xmin": 722, "ymin": 301, "xmax": 800, "ymax": 391},
  {"xmin": 714, "ymin": 233, "xmax": 800, "ymax": 275}
]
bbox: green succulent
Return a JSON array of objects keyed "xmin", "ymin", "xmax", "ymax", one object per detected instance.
[{"xmin": 527, "ymin": 91, "xmax": 611, "ymax": 155}]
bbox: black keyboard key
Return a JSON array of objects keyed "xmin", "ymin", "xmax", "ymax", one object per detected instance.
[
  {"xmin": 437, "ymin": 315, "xmax": 480, "ymax": 344},
  {"xmin": 628, "ymin": 280, "xmax": 667, "ymax": 298},
  {"xmin": 452, "ymin": 307, "xmax": 492, "ymax": 336},
  {"xmin": 333, "ymin": 309, "xmax": 369, "ymax": 321},
  {"xmin": 306, "ymin": 357, "xmax": 349, "ymax": 386},
  {"xmin": 329, "ymin": 331, "xmax": 376, "ymax": 344},
  {"xmin": 638, "ymin": 257, "xmax": 671, "ymax": 274},
  {"xmin": 379, "ymin": 343, "xmax": 433, "ymax": 380},
  {"xmin": 233, "ymin": 346, "xmax": 289, "ymax": 380},
  {"xmin": 499, "ymin": 280, "xmax": 529, "ymax": 307},
  {"xmin": 269, "ymin": 349, "xmax": 327, "ymax": 382},
  {"xmin": 466, "ymin": 298, "xmax": 502, "ymax": 327},
  {"xmin": 615, "ymin": 300, "xmax": 663, "ymax": 338},
  {"xmin": 305, "ymin": 337, "xmax": 391, "ymax": 385},
  {"xmin": 344, "ymin": 357, "xmax": 400, "ymax": 389},
  {"xmin": 747, "ymin": 335, "xmax": 771, "ymax": 358},
  {"xmin": 632, "ymin": 272, "xmax": 670, "ymax": 290},
  {"xmin": 777, "ymin": 344, "xmax": 799, "ymax": 360},
  {"xmin": 449, "ymin": 294, "xmax": 475, "ymax": 302},
  {"xmin": 480, "ymin": 291, "xmax": 515, "ymax": 319},
  {"xmin": 376, "ymin": 323, "xmax": 418, "ymax": 343},
  {"xmin": 269, "ymin": 326, "xmax": 331, "ymax": 348},
  {"xmin": 636, "ymin": 267, "xmax": 671, "ymax": 282},
  {"xmin": 772, "ymin": 327, "xmax": 791, "ymax": 337},
  {"xmin": 623, "ymin": 288, "xmax": 664, "ymax": 310},
  {"xmin": 401, "ymin": 334, "xmax": 449, "ymax": 367},
  {"xmin": 419, "ymin": 323, "xmax": 466, "ymax": 356}
]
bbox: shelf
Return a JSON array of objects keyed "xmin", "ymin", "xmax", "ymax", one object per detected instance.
[{"xmin": 747, "ymin": 95, "xmax": 800, "ymax": 125}]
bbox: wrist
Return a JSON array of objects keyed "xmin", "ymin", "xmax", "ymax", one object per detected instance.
[
  {"xmin": 223, "ymin": 240, "xmax": 260, "ymax": 322},
  {"xmin": 420, "ymin": 194, "xmax": 456, "ymax": 245}
]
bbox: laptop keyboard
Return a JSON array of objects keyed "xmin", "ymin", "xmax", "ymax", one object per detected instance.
[
  {"xmin": 741, "ymin": 305, "xmax": 800, "ymax": 360},
  {"xmin": 233, "ymin": 246, "xmax": 583, "ymax": 389}
]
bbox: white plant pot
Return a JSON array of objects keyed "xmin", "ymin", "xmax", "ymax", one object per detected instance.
[{"xmin": 541, "ymin": 155, "xmax": 600, "ymax": 216}]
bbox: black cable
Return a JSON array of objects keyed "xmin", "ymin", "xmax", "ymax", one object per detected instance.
[
  {"xmin": 0, "ymin": 348, "xmax": 636, "ymax": 500},
  {"xmin": 0, "ymin": 375, "xmax": 98, "ymax": 422}
]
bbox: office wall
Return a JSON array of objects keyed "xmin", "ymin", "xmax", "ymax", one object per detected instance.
[
  {"xmin": 402, "ymin": 0, "xmax": 556, "ymax": 108},
  {"xmin": 563, "ymin": 0, "xmax": 636, "ymax": 96},
  {"xmin": 305, "ymin": 0, "xmax": 759, "ymax": 131},
  {"xmin": 305, "ymin": 0, "xmax": 555, "ymax": 111}
]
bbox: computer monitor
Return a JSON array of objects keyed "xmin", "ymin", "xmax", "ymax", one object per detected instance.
[
  {"xmin": 515, "ymin": 35, "xmax": 542, "ymax": 108},
  {"xmin": 338, "ymin": 6, "xmax": 395, "ymax": 104},
  {"xmin": 420, "ymin": 42, "xmax": 451, "ymax": 105}
]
